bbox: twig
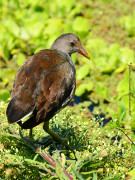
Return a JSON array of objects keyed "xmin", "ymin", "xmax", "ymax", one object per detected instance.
[
  {"xmin": 128, "ymin": 63, "xmax": 132, "ymax": 116},
  {"xmin": 9, "ymin": 129, "xmax": 73, "ymax": 180},
  {"xmin": 117, "ymin": 127, "xmax": 135, "ymax": 146}
]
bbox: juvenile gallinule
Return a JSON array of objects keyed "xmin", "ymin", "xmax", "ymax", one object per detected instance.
[{"xmin": 6, "ymin": 33, "xmax": 90, "ymax": 149}]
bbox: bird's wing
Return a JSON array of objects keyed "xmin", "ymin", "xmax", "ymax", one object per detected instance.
[
  {"xmin": 6, "ymin": 50, "xmax": 75, "ymax": 125},
  {"xmin": 35, "ymin": 61, "xmax": 75, "ymax": 121}
]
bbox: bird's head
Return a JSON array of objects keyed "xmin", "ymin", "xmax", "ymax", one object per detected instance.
[{"xmin": 51, "ymin": 33, "xmax": 90, "ymax": 59}]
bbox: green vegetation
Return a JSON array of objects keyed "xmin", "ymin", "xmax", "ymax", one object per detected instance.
[
  {"xmin": 0, "ymin": 102, "xmax": 135, "ymax": 179},
  {"xmin": 0, "ymin": 0, "xmax": 135, "ymax": 179}
]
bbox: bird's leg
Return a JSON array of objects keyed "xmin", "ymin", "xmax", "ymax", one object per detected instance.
[
  {"xmin": 17, "ymin": 121, "xmax": 33, "ymax": 139},
  {"xmin": 43, "ymin": 121, "xmax": 74, "ymax": 153},
  {"xmin": 43, "ymin": 121, "xmax": 62, "ymax": 142},
  {"xmin": 29, "ymin": 128, "xmax": 33, "ymax": 139}
]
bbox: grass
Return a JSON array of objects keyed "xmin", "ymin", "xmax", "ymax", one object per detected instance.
[
  {"xmin": 1, "ymin": 0, "xmax": 135, "ymax": 128},
  {"xmin": 0, "ymin": 101, "xmax": 134, "ymax": 179}
]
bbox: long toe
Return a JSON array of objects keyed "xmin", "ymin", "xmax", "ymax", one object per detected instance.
[{"xmin": 60, "ymin": 139, "xmax": 77, "ymax": 160}]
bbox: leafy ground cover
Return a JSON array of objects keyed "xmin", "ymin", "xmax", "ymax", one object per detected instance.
[{"xmin": 0, "ymin": 102, "xmax": 135, "ymax": 179}]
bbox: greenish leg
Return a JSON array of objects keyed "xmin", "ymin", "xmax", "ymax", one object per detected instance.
[
  {"xmin": 43, "ymin": 121, "xmax": 76, "ymax": 158},
  {"xmin": 43, "ymin": 121, "xmax": 63, "ymax": 142},
  {"xmin": 29, "ymin": 128, "xmax": 33, "ymax": 139}
]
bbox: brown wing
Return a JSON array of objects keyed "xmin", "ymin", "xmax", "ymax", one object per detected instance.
[
  {"xmin": 35, "ymin": 62, "xmax": 75, "ymax": 120},
  {"xmin": 6, "ymin": 49, "xmax": 75, "ymax": 125},
  {"xmin": 21, "ymin": 61, "xmax": 76, "ymax": 129}
]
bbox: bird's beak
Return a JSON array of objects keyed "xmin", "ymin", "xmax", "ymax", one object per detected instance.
[{"xmin": 78, "ymin": 45, "xmax": 90, "ymax": 60}]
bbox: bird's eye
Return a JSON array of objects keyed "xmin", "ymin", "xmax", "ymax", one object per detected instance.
[{"xmin": 70, "ymin": 42, "xmax": 75, "ymax": 46}]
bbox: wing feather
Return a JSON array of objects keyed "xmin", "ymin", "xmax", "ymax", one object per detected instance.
[{"xmin": 6, "ymin": 50, "xmax": 75, "ymax": 128}]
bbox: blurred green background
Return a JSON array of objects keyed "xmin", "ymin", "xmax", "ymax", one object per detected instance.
[{"xmin": 0, "ymin": 0, "xmax": 135, "ymax": 129}]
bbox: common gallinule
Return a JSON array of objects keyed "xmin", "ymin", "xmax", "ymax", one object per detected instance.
[{"xmin": 6, "ymin": 33, "xmax": 90, "ymax": 149}]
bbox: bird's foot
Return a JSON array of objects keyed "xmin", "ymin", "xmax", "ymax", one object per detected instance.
[
  {"xmin": 36, "ymin": 138, "xmax": 53, "ymax": 146},
  {"xmin": 60, "ymin": 139, "xmax": 77, "ymax": 160}
]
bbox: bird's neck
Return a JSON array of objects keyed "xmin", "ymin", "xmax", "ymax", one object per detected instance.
[
  {"xmin": 51, "ymin": 48, "xmax": 76, "ymax": 73},
  {"xmin": 51, "ymin": 42, "xmax": 71, "ymax": 56}
]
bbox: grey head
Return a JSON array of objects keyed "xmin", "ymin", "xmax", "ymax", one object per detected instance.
[{"xmin": 51, "ymin": 33, "xmax": 90, "ymax": 59}]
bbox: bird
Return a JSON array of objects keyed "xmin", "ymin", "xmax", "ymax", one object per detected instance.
[{"xmin": 6, "ymin": 33, "xmax": 90, "ymax": 150}]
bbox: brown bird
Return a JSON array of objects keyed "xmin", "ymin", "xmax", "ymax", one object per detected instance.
[{"xmin": 6, "ymin": 33, "xmax": 90, "ymax": 149}]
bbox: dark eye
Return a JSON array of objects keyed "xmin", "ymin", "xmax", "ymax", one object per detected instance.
[{"xmin": 70, "ymin": 42, "xmax": 75, "ymax": 46}]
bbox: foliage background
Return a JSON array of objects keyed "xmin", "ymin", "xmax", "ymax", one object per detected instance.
[{"xmin": 0, "ymin": 0, "xmax": 135, "ymax": 179}]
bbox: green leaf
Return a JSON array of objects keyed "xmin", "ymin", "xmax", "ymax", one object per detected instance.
[
  {"xmin": 26, "ymin": 21, "xmax": 44, "ymax": 37},
  {"xmin": 114, "ymin": 64, "xmax": 126, "ymax": 73},
  {"xmin": 1, "ymin": 68, "xmax": 16, "ymax": 84},
  {"xmin": 118, "ymin": 111, "xmax": 126, "ymax": 124},
  {"xmin": 95, "ymin": 82, "xmax": 110, "ymax": 101},
  {"xmin": 56, "ymin": 163, "xmax": 69, "ymax": 180},
  {"xmin": 116, "ymin": 70, "xmax": 129, "ymax": 99},
  {"xmin": 0, "ymin": 89, "xmax": 10, "ymax": 102},
  {"xmin": 17, "ymin": 53, "xmax": 26, "ymax": 66},
  {"xmin": 24, "ymin": 13, "xmax": 45, "ymax": 37},
  {"xmin": 86, "ymin": 38, "xmax": 107, "ymax": 54},
  {"xmin": 106, "ymin": 120, "xmax": 118, "ymax": 130},
  {"xmin": 0, "ymin": 71, "xmax": 2, "ymax": 79},
  {"xmin": 73, "ymin": 16, "xmax": 90, "ymax": 33},
  {"xmin": 109, "ymin": 43, "xmax": 120, "ymax": 56},
  {"xmin": 68, "ymin": 3, "xmax": 82, "ymax": 18},
  {"xmin": 127, "ymin": 169, "xmax": 135, "ymax": 179},
  {"xmin": 4, "ymin": 19, "xmax": 20, "ymax": 37},
  {"xmin": 57, "ymin": 0, "xmax": 75, "ymax": 12},
  {"xmin": 120, "ymin": 15, "xmax": 135, "ymax": 36},
  {"xmin": 131, "ymin": 135, "xmax": 135, "ymax": 152},
  {"xmin": 93, "ymin": 172, "xmax": 97, "ymax": 180},
  {"xmin": 76, "ymin": 65, "xmax": 90, "ymax": 80},
  {"xmin": 20, "ymin": 28, "xmax": 30, "ymax": 41},
  {"xmin": 2, "ymin": 42, "xmax": 10, "ymax": 61},
  {"xmin": 43, "ymin": 19, "xmax": 62, "ymax": 43},
  {"xmin": 120, "ymin": 47, "xmax": 134, "ymax": 64},
  {"xmin": 131, "ymin": 144, "xmax": 135, "ymax": 152},
  {"xmin": 76, "ymin": 82, "xmax": 94, "ymax": 96},
  {"xmin": 120, "ymin": 96, "xmax": 129, "ymax": 109},
  {"xmin": 71, "ymin": 167, "xmax": 84, "ymax": 180}
]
